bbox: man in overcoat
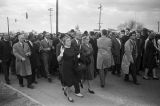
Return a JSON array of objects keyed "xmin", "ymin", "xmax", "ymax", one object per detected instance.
[{"xmin": 13, "ymin": 34, "xmax": 34, "ymax": 89}]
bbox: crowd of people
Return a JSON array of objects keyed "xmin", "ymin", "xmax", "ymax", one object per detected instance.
[{"xmin": 0, "ymin": 28, "xmax": 159, "ymax": 102}]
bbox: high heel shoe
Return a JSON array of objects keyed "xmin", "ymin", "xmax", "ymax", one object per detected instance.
[
  {"xmin": 88, "ymin": 89, "xmax": 95, "ymax": 94},
  {"xmin": 80, "ymin": 82, "xmax": 83, "ymax": 88},
  {"xmin": 64, "ymin": 90, "xmax": 67, "ymax": 97},
  {"xmin": 68, "ymin": 97, "xmax": 74, "ymax": 102},
  {"xmin": 153, "ymin": 77, "xmax": 159, "ymax": 80}
]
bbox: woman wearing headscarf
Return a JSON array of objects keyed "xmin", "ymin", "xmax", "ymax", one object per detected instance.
[
  {"xmin": 97, "ymin": 29, "xmax": 114, "ymax": 88},
  {"xmin": 80, "ymin": 34, "xmax": 95, "ymax": 94}
]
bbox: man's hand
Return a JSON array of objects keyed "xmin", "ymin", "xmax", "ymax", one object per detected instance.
[
  {"xmin": 21, "ymin": 57, "xmax": 26, "ymax": 61},
  {"xmin": 0, "ymin": 59, "xmax": 2, "ymax": 63},
  {"xmin": 25, "ymin": 52, "xmax": 31, "ymax": 56}
]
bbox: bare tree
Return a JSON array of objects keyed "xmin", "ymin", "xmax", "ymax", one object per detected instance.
[{"xmin": 117, "ymin": 20, "xmax": 143, "ymax": 31}]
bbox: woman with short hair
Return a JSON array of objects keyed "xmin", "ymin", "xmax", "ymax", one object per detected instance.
[{"xmin": 57, "ymin": 34, "xmax": 81, "ymax": 102}]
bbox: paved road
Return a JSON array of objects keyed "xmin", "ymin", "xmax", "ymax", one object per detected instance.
[{"xmin": 0, "ymin": 71, "xmax": 160, "ymax": 106}]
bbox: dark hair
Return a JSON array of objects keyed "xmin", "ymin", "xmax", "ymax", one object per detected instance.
[
  {"xmin": 84, "ymin": 31, "xmax": 88, "ymax": 35},
  {"xmin": 102, "ymin": 29, "xmax": 108, "ymax": 36},
  {"xmin": 126, "ymin": 28, "xmax": 130, "ymax": 32},
  {"xmin": 28, "ymin": 32, "xmax": 34, "ymax": 40},
  {"xmin": 70, "ymin": 29, "xmax": 75, "ymax": 33},
  {"xmin": 131, "ymin": 31, "xmax": 136, "ymax": 35},
  {"xmin": 121, "ymin": 30, "xmax": 125, "ymax": 33},
  {"xmin": 60, "ymin": 33, "xmax": 66, "ymax": 40},
  {"xmin": 89, "ymin": 31, "xmax": 94, "ymax": 36}
]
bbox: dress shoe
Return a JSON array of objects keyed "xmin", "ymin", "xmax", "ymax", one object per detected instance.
[
  {"xmin": 112, "ymin": 72, "xmax": 116, "ymax": 75},
  {"xmin": 68, "ymin": 97, "xmax": 74, "ymax": 102},
  {"xmin": 6, "ymin": 81, "xmax": 11, "ymax": 85},
  {"xmin": 27, "ymin": 85, "xmax": 34, "ymax": 89},
  {"xmin": 75, "ymin": 93, "xmax": 84, "ymax": 98},
  {"xmin": 133, "ymin": 82, "xmax": 140, "ymax": 85},
  {"xmin": 153, "ymin": 77, "xmax": 159, "ymax": 80},
  {"xmin": 101, "ymin": 85, "xmax": 105, "ymax": 88},
  {"xmin": 124, "ymin": 78, "xmax": 130, "ymax": 82},
  {"xmin": 117, "ymin": 73, "xmax": 121, "ymax": 77},
  {"xmin": 20, "ymin": 84, "xmax": 24, "ymax": 87},
  {"xmin": 143, "ymin": 76, "xmax": 150, "ymax": 80},
  {"xmin": 48, "ymin": 78, "xmax": 52, "ymax": 83},
  {"xmin": 33, "ymin": 81, "xmax": 38, "ymax": 84},
  {"xmin": 88, "ymin": 89, "xmax": 95, "ymax": 94}
]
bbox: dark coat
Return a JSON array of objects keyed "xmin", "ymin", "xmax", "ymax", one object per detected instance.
[
  {"xmin": 111, "ymin": 37, "xmax": 121, "ymax": 65},
  {"xmin": 71, "ymin": 39, "xmax": 81, "ymax": 55},
  {"xmin": 27, "ymin": 41, "xmax": 39, "ymax": 69},
  {"xmin": 143, "ymin": 39, "xmax": 157, "ymax": 69},
  {"xmin": 0, "ymin": 40, "xmax": 12, "ymax": 62},
  {"xmin": 135, "ymin": 38, "xmax": 143, "ymax": 56},
  {"xmin": 121, "ymin": 35, "xmax": 130, "ymax": 55}
]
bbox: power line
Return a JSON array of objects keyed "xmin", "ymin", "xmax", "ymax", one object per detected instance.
[{"xmin": 48, "ymin": 8, "xmax": 54, "ymax": 34}]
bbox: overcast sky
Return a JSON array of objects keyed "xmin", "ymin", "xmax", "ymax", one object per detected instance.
[{"xmin": 0, "ymin": 0, "xmax": 160, "ymax": 33}]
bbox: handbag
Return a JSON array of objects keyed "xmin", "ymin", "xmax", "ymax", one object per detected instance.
[{"xmin": 76, "ymin": 62, "xmax": 87, "ymax": 72}]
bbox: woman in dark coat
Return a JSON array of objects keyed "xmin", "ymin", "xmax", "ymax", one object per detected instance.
[
  {"xmin": 80, "ymin": 35, "xmax": 95, "ymax": 94},
  {"xmin": 57, "ymin": 34, "xmax": 80, "ymax": 102},
  {"xmin": 143, "ymin": 33, "xmax": 159, "ymax": 80}
]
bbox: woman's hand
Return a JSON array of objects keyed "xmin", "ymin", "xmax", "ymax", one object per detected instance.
[
  {"xmin": 77, "ymin": 53, "xmax": 80, "ymax": 58},
  {"xmin": 25, "ymin": 52, "xmax": 31, "ymax": 56},
  {"xmin": 60, "ymin": 46, "xmax": 64, "ymax": 56}
]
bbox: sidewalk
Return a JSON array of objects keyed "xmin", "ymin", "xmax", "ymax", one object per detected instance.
[{"xmin": 0, "ymin": 71, "xmax": 160, "ymax": 106}]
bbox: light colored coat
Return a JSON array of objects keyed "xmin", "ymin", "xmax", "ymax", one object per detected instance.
[
  {"xmin": 121, "ymin": 39, "xmax": 134, "ymax": 74},
  {"xmin": 97, "ymin": 36, "xmax": 114, "ymax": 69},
  {"xmin": 13, "ymin": 42, "xmax": 32, "ymax": 76}
]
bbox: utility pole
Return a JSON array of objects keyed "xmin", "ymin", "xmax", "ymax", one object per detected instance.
[
  {"xmin": 56, "ymin": 0, "xmax": 58, "ymax": 36},
  {"xmin": 98, "ymin": 4, "xmax": 102, "ymax": 31},
  {"xmin": 158, "ymin": 21, "xmax": 159, "ymax": 32},
  {"xmin": 48, "ymin": 8, "xmax": 53, "ymax": 34},
  {"xmin": 7, "ymin": 17, "xmax": 9, "ymax": 35}
]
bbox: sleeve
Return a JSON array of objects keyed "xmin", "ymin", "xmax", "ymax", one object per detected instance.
[
  {"xmin": 13, "ymin": 44, "xmax": 23, "ymax": 60},
  {"xmin": 124, "ymin": 41, "xmax": 133, "ymax": 63},
  {"xmin": 0, "ymin": 41, "xmax": 2, "ymax": 60},
  {"xmin": 56, "ymin": 43, "xmax": 61, "ymax": 57}
]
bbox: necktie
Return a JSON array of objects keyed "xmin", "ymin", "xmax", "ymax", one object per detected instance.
[{"xmin": 22, "ymin": 43, "xmax": 24, "ymax": 49}]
